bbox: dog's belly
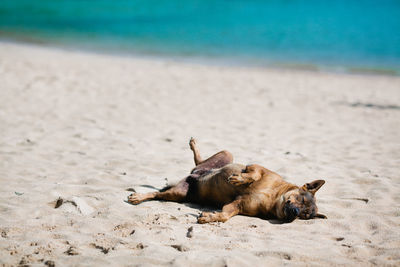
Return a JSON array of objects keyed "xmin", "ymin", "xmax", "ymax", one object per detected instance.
[{"xmin": 187, "ymin": 163, "xmax": 245, "ymax": 207}]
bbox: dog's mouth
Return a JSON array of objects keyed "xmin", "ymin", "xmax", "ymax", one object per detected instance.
[
  {"xmin": 298, "ymin": 210, "xmax": 315, "ymax": 220},
  {"xmin": 283, "ymin": 202, "xmax": 300, "ymax": 222}
]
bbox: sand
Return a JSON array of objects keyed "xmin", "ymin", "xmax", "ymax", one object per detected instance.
[{"xmin": 0, "ymin": 42, "xmax": 399, "ymax": 266}]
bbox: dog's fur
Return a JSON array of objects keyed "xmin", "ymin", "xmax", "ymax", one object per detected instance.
[{"xmin": 128, "ymin": 138, "xmax": 326, "ymax": 223}]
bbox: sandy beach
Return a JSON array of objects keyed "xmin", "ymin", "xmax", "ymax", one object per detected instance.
[{"xmin": 0, "ymin": 42, "xmax": 399, "ymax": 266}]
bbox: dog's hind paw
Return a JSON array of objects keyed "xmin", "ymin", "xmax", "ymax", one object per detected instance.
[
  {"xmin": 189, "ymin": 137, "xmax": 197, "ymax": 151},
  {"xmin": 127, "ymin": 193, "xmax": 145, "ymax": 205}
]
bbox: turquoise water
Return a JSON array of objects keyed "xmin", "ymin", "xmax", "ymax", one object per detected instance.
[{"xmin": 1, "ymin": 0, "xmax": 400, "ymax": 73}]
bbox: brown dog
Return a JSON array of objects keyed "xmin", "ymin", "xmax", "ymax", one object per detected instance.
[{"xmin": 128, "ymin": 138, "xmax": 327, "ymax": 223}]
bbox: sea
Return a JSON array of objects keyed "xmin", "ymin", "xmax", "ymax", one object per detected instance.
[{"xmin": 1, "ymin": 0, "xmax": 399, "ymax": 74}]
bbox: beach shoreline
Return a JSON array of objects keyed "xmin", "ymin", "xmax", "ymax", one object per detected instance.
[
  {"xmin": 0, "ymin": 42, "xmax": 399, "ymax": 266},
  {"xmin": 1, "ymin": 38, "xmax": 399, "ymax": 77}
]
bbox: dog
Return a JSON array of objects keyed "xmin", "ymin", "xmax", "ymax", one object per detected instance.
[{"xmin": 128, "ymin": 138, "xmax": 327, "ymax": 223}]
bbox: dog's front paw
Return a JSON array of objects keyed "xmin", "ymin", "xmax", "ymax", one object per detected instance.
[
  {"xmin": 198, "ymin": 212, "xmax": 218, "ymax": 224},
  {"xmin": 228, "ymin": 174, "xmax": 247, "ymax": 186},
  {"xmin": 127, "ymin": 193, "xmax": 144, "ymax": 205}
]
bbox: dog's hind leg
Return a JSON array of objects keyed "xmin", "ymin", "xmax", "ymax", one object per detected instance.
[
  {"xmin": 189, "ymin": 137, "xmax": 203, "ymax": 165},
  {"xmin": 193, "ymin": 149, "xmax": 233, "ymax": 171},
  {"xmin": 190, "ymin": 138, "xmax": 233, "ymax": 169},
  {"xmin": 190, "ymin": 142, "xmax": 233, "ymax": 177},
  {"xmin": 128, "ymin": 180, "xmax": 189, "ymax": 204}
]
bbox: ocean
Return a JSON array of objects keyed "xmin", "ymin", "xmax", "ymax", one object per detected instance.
[{"xmin": 1, "ymin": 0, "xmax": 399, "ymax": 74}]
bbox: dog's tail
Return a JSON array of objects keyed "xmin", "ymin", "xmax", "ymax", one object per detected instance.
[{"xmin": 159, "ymin": 184, "xmax": 174, "ymax": 192}]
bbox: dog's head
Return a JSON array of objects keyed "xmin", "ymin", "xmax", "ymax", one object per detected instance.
[{"xmin": 278, "ymin": 180, "xmax": 326, "ymax": 222}]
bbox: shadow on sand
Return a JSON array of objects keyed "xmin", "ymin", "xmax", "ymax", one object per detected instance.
[{"xmin": 124, "ymin": 188, "xmax": 287, "ymax": 225}]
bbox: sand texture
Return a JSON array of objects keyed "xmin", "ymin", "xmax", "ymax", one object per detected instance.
[{"xmin": 0, "ymin": 43, "xmax": 400, "ymax": 266}]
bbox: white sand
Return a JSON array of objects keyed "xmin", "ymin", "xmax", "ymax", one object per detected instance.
[{"xmin": 0, "ymin": 42, "xmax": 399, "ymax": 266}]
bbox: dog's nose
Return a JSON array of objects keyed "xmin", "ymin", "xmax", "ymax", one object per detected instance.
[
  {"xmin": 284, "ymin": 204, "xmax": 300, "ymax": 222},
  {"xmin": 292, "ymin": 206, "xmax": 300, "ymax": 216}
]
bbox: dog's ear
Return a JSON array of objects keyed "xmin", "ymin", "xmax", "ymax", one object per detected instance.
[{"xmin": 301, "ymin": 180, "xmax": 325, "ymax": 195}]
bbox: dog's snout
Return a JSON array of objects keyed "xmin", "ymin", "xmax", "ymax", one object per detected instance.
[
  {"xmin": 284, "ymin": 203, "xmax": 300, "ymax": 222},
  {"xmin": 292, "ymin": 206, "xmax": 300, "ymax": 216}
]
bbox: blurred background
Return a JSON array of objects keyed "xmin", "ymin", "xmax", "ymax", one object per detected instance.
[{"xmin": 0, "ymin": 0, "xmax": 399, "ymax": 74}]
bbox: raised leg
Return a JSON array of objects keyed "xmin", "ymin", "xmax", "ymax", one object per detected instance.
[
  {"xmin": 128, "ymin": 181, "xmax": 189, "ymax": 204},
  {"xmin": 195, "ymin": 150, "xmax": 233, "ymax": 170},
  {"xmin": 189, "ymin": 137, "xmax": 203, "ymax": 165},
  {"xmin": 197, "ymin": 199, "xmax": 241, "ymax": 223},
  {"xmin": 128, "ymin": 138, "xmax": 234, "ymax": 205},
  {"xmin": 190, "ymin": 138, "xmax": 233, "ymax": 171}
]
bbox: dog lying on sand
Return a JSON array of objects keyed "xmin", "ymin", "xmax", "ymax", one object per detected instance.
[{"xmin": 128, "ymin": 138, "xmax": 327, "ymax": 223}]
